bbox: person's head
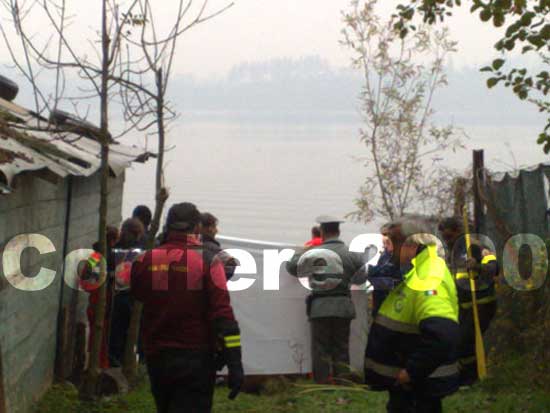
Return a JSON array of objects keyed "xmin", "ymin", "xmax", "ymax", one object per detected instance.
[
  {"xmin": 387, "ymin": 218, "xmax": 439, "ymax": 267},
  {"xmin": 106, "ymin": 225, "xmax": 120, "ymax": 248},
  {"xmin": 311, "ymin": 226, "xmax": 321, "ymax": 239},
  {"xmin": 438, "ymin": 217, "xmax": 463, "ymax": 247},
  {"xmin": 200, "ymin": 212, "xmax": 218, "ymax": 238},
  {"xmin": 166, "ymin": 202, "xmax": 201, "ymax": 235},
  {"xmin": 118, "ymin": 218, "xmax": 145, "ymax": 247},
  {"xmin": 320, "ymin": 222, "xmax": 340, "ymax": 240},
  {"xmin": 380, "ymin": 223, "xmax": 393, "ymax": 254},
  {"xmin": 132, "ymin": 205, "xmax": 152, "ymax": 230}
]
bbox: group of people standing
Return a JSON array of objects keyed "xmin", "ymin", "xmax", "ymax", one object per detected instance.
[
  {"xmin": 80, "ymin": 205, "xmax": 151, "ymax": 369},
  {"xmin": 288, "ymin": 215, "xmax": 498, "ymax": 413},
  {"xmin": 80, "ymin": 203, "xmax": 243, "ymax": 413},
  {"xmin": 81, "ymin": 205, "xmax": 497, "ymax": 413}
]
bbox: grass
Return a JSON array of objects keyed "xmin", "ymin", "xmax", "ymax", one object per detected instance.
[{"xmin": 35, "ymin": 355, "xmax": 550, "ymax": 413}]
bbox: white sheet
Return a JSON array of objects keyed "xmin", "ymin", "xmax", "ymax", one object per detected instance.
[{"xmin": 218, "ymin": 235, "xmax": 382, "ymax": 375}]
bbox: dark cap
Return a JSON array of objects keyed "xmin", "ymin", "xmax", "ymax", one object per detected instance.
[
  {"xmin": 200, "ymin": 212, "xmax": 218, "ymax": 228},
  {"xmin": 166, "ymin": 202, "xmax": 201, "ymax": 231}
]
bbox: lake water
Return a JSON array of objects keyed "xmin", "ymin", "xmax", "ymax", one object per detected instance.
[{"xmin": 122, "ymin": 117, "xmax": 548, "ymax": 245}]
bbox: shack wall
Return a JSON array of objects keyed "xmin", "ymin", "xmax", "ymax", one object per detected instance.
[{"xmin": 0, "ymin": 171, "xmax": 124, "ymax": 413}]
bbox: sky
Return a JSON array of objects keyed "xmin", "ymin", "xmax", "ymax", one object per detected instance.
[
  {"xmin": 171, "ymin": 0, "xmax": 504, "ymax": 77},
  {"xmin": 0, "ymin": 0, "xmax": 510, "ymax": 79}
]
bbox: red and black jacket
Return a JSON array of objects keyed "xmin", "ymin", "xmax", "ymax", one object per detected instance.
[{"xmin": 131, "ymin": 232, "xmax": 237, "ymax": 356}]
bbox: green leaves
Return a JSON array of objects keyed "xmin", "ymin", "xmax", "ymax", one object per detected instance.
[
  {"xmin": 520, "ymin": 11, "xmax": 535, "ymax": 26},
  {"xmin": 493, "ymin": 58, "xmax": 506, "ymax": 70},
  {"xmin": 487, "ymin": 77, "xmax": 500, "ymax": 88},
  {"xmin": 514, "ymin": 0, "xmax": 527, "ymax": 13},
  {"xmin": 494, "ymin": 11, "xmax": 506, "ymax": 27},
  {"xmin": 393, "ymin": 0, "xmax": 550, "ymax": 153},
  {"xmin": 506, "ymin": 22, "xmax": 520, "ymax": 37},
  {"xmin": 480, "ymin": 8, "xmax": 492, "ymax": 21},
  {"xmin": 526, "ymin": 34, "xmax": 545, "ymax": 49}
]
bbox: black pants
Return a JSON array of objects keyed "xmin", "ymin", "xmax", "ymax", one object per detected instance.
[
  {"xmin": 458, "ymin": 302, "xmax": 497, "ymax": 385},
  {"xmin": 147, "ymin": 349, "xmax": 216, "ymax": 413},
  {"xmin": 310, "ymin": 317, "xmax": 351, "ymax": 384},
  {"xmin": 109, "ymin": 291, "xmax": 132, "ymax": 367},
  {"xmin": 387, "ymin": 389, "xmax": 442, "ymax": 413}
]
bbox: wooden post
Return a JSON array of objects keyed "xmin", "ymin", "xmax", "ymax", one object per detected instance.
[
  {"xmin": 473, "ymin": 150, "xmax": 485, "ymax": 233},
  {"xmin": 453, "ymin": 177, "xmax": 468, "ymax": 217},
  {"xmin": 70, "ymin": 322, "xmax": 87, "ymax": 386}
]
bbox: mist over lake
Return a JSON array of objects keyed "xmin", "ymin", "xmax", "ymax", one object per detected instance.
[
  {"xmin": 121, "ymin": 56, "xmax": 548, "ymax": 244},
  {"xmin": 122, "ymin": 120, "xmax": 547, "ymax": 245}
]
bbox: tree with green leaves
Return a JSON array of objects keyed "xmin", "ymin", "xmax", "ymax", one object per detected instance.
[{"xmin": 394, "ymin": 0, "xmax": 550, "ymax": 153}]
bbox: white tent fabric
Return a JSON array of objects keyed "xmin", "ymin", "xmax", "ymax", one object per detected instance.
[{"xmin": 218, "ymin": 235, "xmax": 383, "ymax": 376}]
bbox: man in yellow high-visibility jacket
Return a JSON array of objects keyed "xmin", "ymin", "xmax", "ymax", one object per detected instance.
[
  {"xmin": 364, "ymin": 217, "xmax": 460, "ymax": 413},
  {"xmin": 438, "ymin": 217, "xmax": 498, "ymax": 385}
]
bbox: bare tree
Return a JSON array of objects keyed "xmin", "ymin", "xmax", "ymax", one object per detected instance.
[
  {"xmin": 112, "ymin": 0, "xmax": 233, "ymax": 383},
  {"xmin": 342, "ymin": 0, "xmax": 464, "ymax": 223},
  {"xmin": 1, "ymin": 0, "xmax": 144, "ymax": 399},
  {"xmin": 2, "ymin": 0, "xmax": 234, "ymax": 394}
]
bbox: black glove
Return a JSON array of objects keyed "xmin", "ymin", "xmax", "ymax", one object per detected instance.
[
  {"xmin": 226, "ymin": 348, "xmax": 244, "ymax": 400},
  {"xmin": 215, "ymin": 319, "xmax": 244, "ymax": 400}
]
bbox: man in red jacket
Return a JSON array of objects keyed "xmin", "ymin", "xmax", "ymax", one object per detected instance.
[
  {"xmin": 131, "ymin": 202, "xmax": 244, "ymax": 413},
  {"xmin": 304, "ymin": 225, "xmax": 323, "ymax": 247}
]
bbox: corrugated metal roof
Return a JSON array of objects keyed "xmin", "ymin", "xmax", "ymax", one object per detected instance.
[{"xmin": 0, "ymin": 97, "xmax": 151, "ymax": 189}]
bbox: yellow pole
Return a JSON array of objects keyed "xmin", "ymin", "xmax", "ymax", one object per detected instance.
[{"xmin": 462, "ymin": 205, "xmax": 487, "ymax": 379}]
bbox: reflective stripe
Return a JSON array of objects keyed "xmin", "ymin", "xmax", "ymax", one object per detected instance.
[
  {"xmin": 460, "ymin": 295, "xmax": 496, "ymax": 309},
  {"xmin": 455, "ymin": 272, "xmax": 479, "ymax": 280},
  {"xmin": 456, "ymin": 272, "xmax": 492, "ymax": 292},
  {"xmin": 365, "ymin": 358, "xmax": 458, "ymax": 379},
  {"xmin": 430, "ymin": 363, "xmax": 459, "ymax": 378},
  {"xmin": 481, "ymin": 255, "xmax": 497, "ymax": 265},
  {"xmin": 88, "ymin": 252, "xmax": 102, "ymax": 267},
  {"xmin": 374, "ymin": 315, "xmax": 420, "ymax": 335},
  {"xmin": 148, "ymin": 264, "xmax": 170, "ymax": 272},
  {"xmin": 456, "ymin": 272, "xmax": 471, "ymax": 280},
  {"xmin": 224, "ymin": 335, "xmax": 241, "ymax": 342},
  {"xmin": 224, "ymin": 335, "xmax": 241, "ymax": 349}
]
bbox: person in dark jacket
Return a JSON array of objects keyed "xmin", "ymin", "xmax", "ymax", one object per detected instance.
[
  {"xmin": 133, "ymin": 205, "xmax": 152, "ymax": 230},
  {"xmin": 200, "ymin": 212, "xmax": 239, "ymax": 280},
  {"xmin": 131, "ymin": 202, "xmax": 244, "ymax": 413},
  {"xmin": 286, "ymin": 215, "xmax": 368, "ymax": 384},
  {"xmin": 438, "ymin": 217, "xmax": 498, "ymax": 385},
  {"xmin": 364, "ymin": 218, "xmax": 460, "ymax": 413},
  {"xmin": 132, "ymin": 205, "xmax": 152, "ymax": 248},
  {"xmin": 367, "ymin": 224, "xmax": 400, "ymax": 317},
  {"xmin": 108, "ymin": 218, "xmax": 145, "ymax": 367}
]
